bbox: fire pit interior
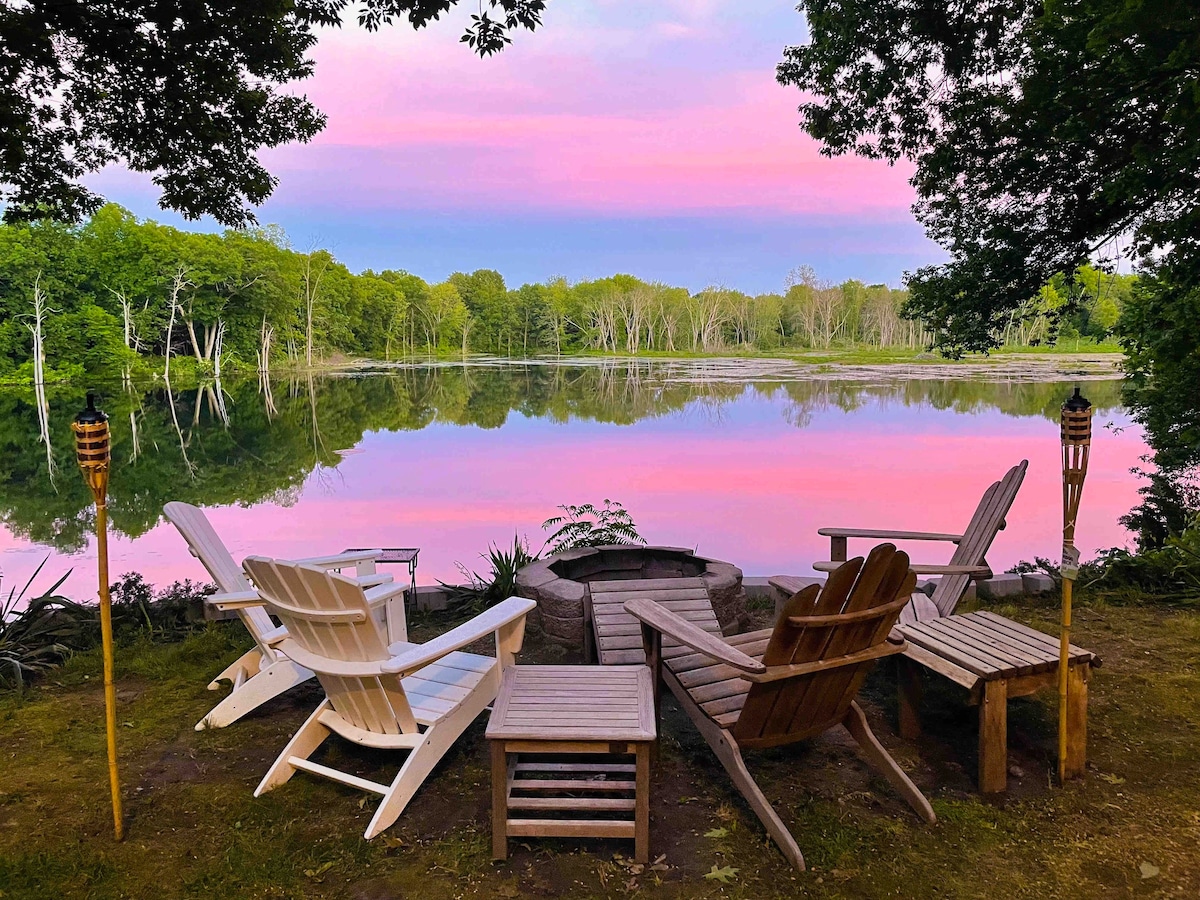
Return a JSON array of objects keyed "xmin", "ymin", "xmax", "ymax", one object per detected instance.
[{"xmin": 515, "ymin": 545, "xmax": 745, "ymax": 653}]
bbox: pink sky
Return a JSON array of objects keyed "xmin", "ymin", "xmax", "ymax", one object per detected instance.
[
  {"xmin": 88, "ymin": 2, "xmax": 941, "ymax": 294},
  {"xmin": 264, "ymin": 2, "xmax": 917, "ymax": 219}
]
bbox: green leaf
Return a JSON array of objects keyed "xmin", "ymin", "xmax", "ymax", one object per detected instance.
[
  {"xmin": 703, "ymin": 865, "xmax": 739, "ymax": 883},
  {"xmin": 1139, "ymin": 862, "xmax": 1160, "ymax": 879},
  {"xmin": 703, "ymin": 827, "xmax": 729, "ymax": 839}
]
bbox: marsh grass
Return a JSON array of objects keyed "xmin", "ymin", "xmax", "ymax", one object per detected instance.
[{"xmin": 1, "ymin": 595, "xmax": 1199, "ymax": 898}]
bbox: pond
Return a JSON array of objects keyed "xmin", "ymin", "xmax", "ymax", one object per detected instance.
[{"xmin": 0, "ymin": 358, "xmax": 1143, "ymax": 601}]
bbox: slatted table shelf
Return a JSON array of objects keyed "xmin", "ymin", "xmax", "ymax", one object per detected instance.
[
  {"xmin": 588, "ymin": 577, "xmax": 722, "ymax": 666},
  {"xmin": 486, "ymin": 665, "xmax": 656, "ymax": 862},
  {"xmin": 897, "ymin": 610, "xmax": 1100, "ymax": 793}
]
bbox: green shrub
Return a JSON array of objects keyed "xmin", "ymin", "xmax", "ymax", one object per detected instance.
[{"xmin": 0, "ymin": 561, "xmax": 95, "ymax": 691}]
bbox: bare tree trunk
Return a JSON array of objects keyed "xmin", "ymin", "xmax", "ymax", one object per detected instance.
[
  {"xmin": 213, "ymin": 320, "xmax": 226, "ymax": 378},
  {"xmin": 302, "ymin": 251, "xmax": 329, "ymax": 368},
  {"xmin": 164, "ymin": 266, "xmax": 192, "ymax": 381},
  {"xmin": 25, "ymin": 274, "xmax": 51, "ymax": 386}
]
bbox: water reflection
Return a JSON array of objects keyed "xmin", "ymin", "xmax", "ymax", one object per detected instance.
[{"xmin": 0, "ymin": 361, "xmax": 1133, "ymax": 594}]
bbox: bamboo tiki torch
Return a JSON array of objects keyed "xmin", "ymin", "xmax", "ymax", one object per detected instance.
[
  {"xmin": 72, "ymin": 393, "xmax": 124, "ymax": 840},
  {"xmin": 1058, "ymin": 386, "xmax": 1092, "ymax": 784}
]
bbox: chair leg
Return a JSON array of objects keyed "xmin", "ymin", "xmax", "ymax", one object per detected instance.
[
  {"xmin": 978, "ymin": 679, "xmax": 1008, "ymax": 794},
  {"xmin": 843, "ymin": 701, "xmax": 936, "ymax": 824},
  {"xmin": 364, "ymin": 681, "xmax": 495, "ymax": 839},
  {"xmin": 195, "ymin": 658, "xmax": 314, "ymax": 731},
  {"xmin": 255, "ymin": 699, "xmax": 332, "ymax": 796},
  {"xmin": 206, "ymin": 647, "xmax": 263, "ymax": 691},
  {"xmin": 897, "ymin": 657, "xmax": 923, "ymax": 740},
  {"xmin": 706, "ymin": 724, "xmax": 806, "ymax": 871}
]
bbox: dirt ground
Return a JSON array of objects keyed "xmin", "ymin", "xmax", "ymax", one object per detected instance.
[{"xmin": 1, "ymin": 592, "xmax": 1199, "ymax": 899}]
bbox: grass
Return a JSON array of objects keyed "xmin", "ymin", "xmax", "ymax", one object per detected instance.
[{"xmin": 1, "ymin": 592, "xmax": 1198, "ymax": 898}]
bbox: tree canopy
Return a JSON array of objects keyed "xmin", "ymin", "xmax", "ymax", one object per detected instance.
[
  {"xmin": 0, "ymin": 0, "xmax": 549, "ymax": 226},
  {"xmin": 778, "ymin": 1, "xmax": 1200, "ymax": 355}
]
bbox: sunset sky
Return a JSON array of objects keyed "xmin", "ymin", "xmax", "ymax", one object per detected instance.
[{"xmin": 91, "ymin": 1, "xmax": 943, "ymax": 293}]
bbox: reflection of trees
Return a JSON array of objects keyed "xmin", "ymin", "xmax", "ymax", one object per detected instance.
[
  {"xmin": 0, "ymin": 366, "xmax": 1130, "ymax": 552},
  {"xmin": 777, "ymin": 377, "xmax": 1125, "ymax": 427}
]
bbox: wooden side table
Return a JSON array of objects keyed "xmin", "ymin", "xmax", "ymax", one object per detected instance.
[
  {"xmin": 486, "ymin": 665, "xmax": 656, "ymax": 862},
  {"xmin": 897, "ymin": 610, "xmax": 1100, "ymax": 793}
]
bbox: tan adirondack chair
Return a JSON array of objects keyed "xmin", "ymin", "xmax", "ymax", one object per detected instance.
[
  {"xmin": 787, "ymin": 460, "xmax": 1029, "ymax": 625},
  {"xmin": 243, "ymin": 556, "xmax": 535, "ymax": 839},
  {"xmin": 626, "ymin": 544, "xmax": 935, "ymax": 871},
  {"xmin": 163, "ymin": 501, "xmax": 404, "ymax": 730}
]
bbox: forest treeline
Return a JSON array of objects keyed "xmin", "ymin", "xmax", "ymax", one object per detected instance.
[{"xmin": 0, "ymin": 205, "xmax": 1136, "ymax": 383}]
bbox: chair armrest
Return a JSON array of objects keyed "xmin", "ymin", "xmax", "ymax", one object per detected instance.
[
  {"xmin": 295, "ymin": 550, "xmax": 383, "ymax": 570},
  {"xmin": 382, "ymin": 597, "xmax": 536, "ymax": 676},
  {"xmin": 207, "ymin": 590, "xmax": 265, "ymax": 611},
  {"xmin": 812, "ymin": 560, "xmax": 991, "ymax": 579},
  {"xmin": 818, "ymin": 528, "xmax": 963, "ymax": 543},
  {"xmin": 623, "ymin": 598, "xmax": 765, "ymax": 675},
  {"xmin": 364, "ymin": 581, "xmax": 409, "ymax": 607},
  {"xmin": 907, "ymin": 563, "xmax": 992, "ymax": 578}
]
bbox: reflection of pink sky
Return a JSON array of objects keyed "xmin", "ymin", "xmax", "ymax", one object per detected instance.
[{"xmin": 1, "ymin": 401, "xmax": 1147, "ymax": 600}]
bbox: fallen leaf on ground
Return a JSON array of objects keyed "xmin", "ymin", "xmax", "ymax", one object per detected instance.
[
  {"xmin": 704, "ymin": 865, "xmax": 739, "ymax": 883},
  {"xmin": 1139, "ymin": 862, "xmax": 1160, "ymax": 879},
  {"xmin": 704, "ymin": 827, "xmax": 729, "ymax": 839}
]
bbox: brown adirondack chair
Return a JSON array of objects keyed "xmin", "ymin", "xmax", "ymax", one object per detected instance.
[
  {"xmin": 775, "ymin": 460, "xmax": 1028, "ymax": 625},
  {"xmin": 626, "ymin": 544, "xmax": 936, "ymax": 871}
]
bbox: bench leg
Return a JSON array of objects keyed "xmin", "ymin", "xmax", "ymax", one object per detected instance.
[
  {"xmin": 897, "ymin": 657, "xmax": 923, "ymax": 740},
  {"xmin": 979, "ymin": 679, "xmax": 1008, "ymax": 793},
  {"xmin": 635, "ymin": 743, "xmax": 650, "ymax": 864},
  {"xmin": 491, "ymin": 741, "xmax": 509, "ymax": 860},
  {"xmin": 1064, "ymin": 664, "xmax": 1088, "ymax": 780}
]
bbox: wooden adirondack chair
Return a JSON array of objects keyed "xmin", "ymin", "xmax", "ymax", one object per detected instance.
[
  {"xmin": 783, "ymin": 461, "xmax": 1028, "ymax": 625},
  {"xmin": 626, "ymin": 544, "xmax": 935, "ymax": 871},
  {"xmin": 163, "ymin": 501, "xmax": 404, "ymax": 730},
  {"xmin": 242, "ymin": 556, "xmax": 535, "ymax": 839}
]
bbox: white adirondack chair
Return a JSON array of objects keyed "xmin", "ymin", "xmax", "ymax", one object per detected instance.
[
  {"xmin": 163, "ymin": 501, "xmax": 405, "ymax": 731},
  {"xmin": 243, "ymin": 556, "xmax": 535, "ymax": 839}
]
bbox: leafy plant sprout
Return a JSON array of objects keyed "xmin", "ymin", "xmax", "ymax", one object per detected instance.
[{"xmin": 540, "ymin": 500, "xmax": 646, "ymax": 556}]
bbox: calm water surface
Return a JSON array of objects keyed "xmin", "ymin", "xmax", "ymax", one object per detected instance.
[{"xmin": 0, "ymin": 360, "xmax": 1142, "ymax": 599}]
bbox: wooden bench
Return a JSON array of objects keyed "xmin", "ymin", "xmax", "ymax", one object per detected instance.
[
  {"xmin": 587, "ymin": 577, "xmax": 722, "ymax": 665},
  {"xmin": 896, "ymin": 610, "xmax": 1100, "ymax": 793},
  {"xmin": 486, "ymin": 665, "xmax": 656, "ymax": 862}
]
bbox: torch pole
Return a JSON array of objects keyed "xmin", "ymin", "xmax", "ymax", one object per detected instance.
[
  {"xmin": 95, "ymin": 498, "xmax": 123, "ymax": 839},
  {"xmin": 73, "ymin": 394, "xmax": 124, "ymax": 840},
  {"xmin": 1058, "ymin": 387, "xmax": 1091, "ymax": 785}
]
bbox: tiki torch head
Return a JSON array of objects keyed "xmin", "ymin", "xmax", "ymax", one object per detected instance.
[
  {"xmin": 73, "ymin": 392, "xmax": 110, "ymax": 504},
  {"xmin": 1060, "ymin": 386, "xmax": 1092, "ymax": 541}
]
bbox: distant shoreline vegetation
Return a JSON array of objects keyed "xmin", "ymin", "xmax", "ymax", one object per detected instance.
[{"xmin": 0, "ymin": 205, "xmax": 1132, "ymax": 386}]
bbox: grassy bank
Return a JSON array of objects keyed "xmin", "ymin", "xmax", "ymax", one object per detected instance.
[{"xmin": 2, "ymin": 591, "xmax": 1195, "ymax": 899}]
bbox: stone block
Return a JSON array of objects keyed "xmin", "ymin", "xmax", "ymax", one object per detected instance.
[
  {"xmin": 410, "ymin": 585, "xmax": 450, "ymax": 612},
  {"xmin": 976, "ymin": 573, "xmax": 1026, "ymax": 601},
  {"xmin": 741, "ymin": 577, "xmax": 775, "ymax": 601},
  {"xmin": 1021, "ymin": 572, "xmax": 1055, "ymax": 594},
  {"xmin": 534, "ymin": 579, "xmax": 586, "ymax": 620},
  {"xmin": 540, "ymin": 611, "xmax": 585, "ymax": 647}
]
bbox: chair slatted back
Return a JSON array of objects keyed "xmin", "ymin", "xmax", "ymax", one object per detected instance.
[
  {"xmin": 930, "ymin": 460, "xmax": 1028, "ymax": 616},
  {"xmin": 243, "ymin": 557, "xmax": 418, "ymax": 736},
  {"xmin": 163, "ymin": 502, "xmax": 279, "ymax": 653},
  {"xmin": 732, "ymin": 545, "xmax": 915, "ymax": 748}
]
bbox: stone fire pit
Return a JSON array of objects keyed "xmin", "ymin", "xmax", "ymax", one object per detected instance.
[{"xmin": 515, "ymin": 545, "xmax": 746, "ymax": 651}]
